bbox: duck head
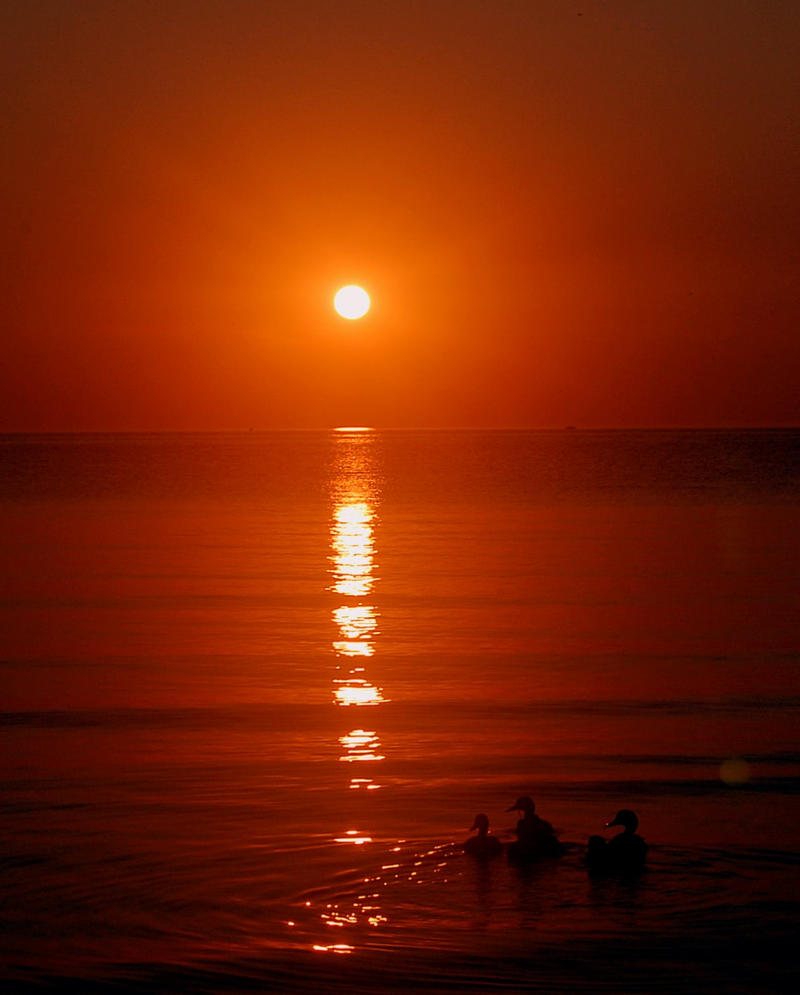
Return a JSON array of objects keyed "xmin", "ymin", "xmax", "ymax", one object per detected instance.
[
  {"xmin": 606, "ymin": 809, "xmax": 639, "ymax": 833},
  {"xmin": 470, "ymin": 813, "xmax": 490, "ymax": 836},
  {"xmin": 506, "ymin": 795, "xmax": 535, "ymax": 814}
]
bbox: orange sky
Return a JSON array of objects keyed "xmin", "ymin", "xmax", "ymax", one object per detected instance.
[{"xmin": 3, "ymin": 0, "xmax": 798, "ymax": 429}]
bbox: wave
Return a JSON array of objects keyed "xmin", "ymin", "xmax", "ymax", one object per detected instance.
[
  {"xmin": 3, "ymin": 693, "xmax": 799, "ymax": 729},
  {"xmin": 5, "ymin": 842, "xmax": 798, "ymax": 993}
]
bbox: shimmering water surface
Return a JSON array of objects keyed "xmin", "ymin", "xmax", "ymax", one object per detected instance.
[{"xmin": 2, "ymin": 430, "xmax": 799, "ymax": 993}]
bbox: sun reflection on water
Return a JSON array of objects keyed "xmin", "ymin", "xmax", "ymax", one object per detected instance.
[
  {"xmin": 297, "ymin": 840, "xmax": 456, "ymax": 952},
  {"xmin": 329, "ymin": 429, "xmax": 387, "ymax": 801},
  {"xmin": 339, "ymin": 728, "xmax": 384, "ymax": 762},
  {"xmin": 312, "ymin": 428, "xmax": 423, "ymax": 952},
  {"xmin": 330, "ymin": 503, "xmax": 375, "ymax": 598},
  {"xmin": 333, "ymin": 605, "xmax": 378, "ymax": 639},
  {"xmin": 333, "ymin": 830, "xmax": 373, "ymax": 845},
  {"xmin": 332, "ymin": 641, "xmax": 375, "ymax": 658},
  {"xmin": 332, "ymin": 678, "xmax": 385, "ymax": 706}
]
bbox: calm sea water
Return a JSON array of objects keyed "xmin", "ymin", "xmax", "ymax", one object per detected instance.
[{"xmin": 2, "ymin": 430, "xmax": 799, "ymax": 993}]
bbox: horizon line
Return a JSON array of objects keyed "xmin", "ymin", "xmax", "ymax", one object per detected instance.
[{"xmin": 1, "ymin": 424, "xmax": 799, "ymax": 436}]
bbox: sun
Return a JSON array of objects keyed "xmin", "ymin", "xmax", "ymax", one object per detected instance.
[{"xmin": 334, "ymin": 285, "xmax": 370, "ymax": 320}]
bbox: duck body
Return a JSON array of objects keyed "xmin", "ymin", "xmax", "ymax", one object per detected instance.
[
  {"xmin": 507, "ymin": 833, "xmax": 563, "ymax": 862},
  {"xmin": 464, "ymin": 833, "xmax": 503, "ymax": 859},
  {"xmin": 463, "ymin": 813, "xmax": 503, "ymax": 859},
  {"xmin": 506, "ymin": 795, "xmax": 563, "ymax": 862},
  {"xmin": 608, "ymin": 830, "xmax": 647, "ymax": 865}
]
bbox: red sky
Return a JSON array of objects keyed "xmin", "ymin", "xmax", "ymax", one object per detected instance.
[{"xmin": 3, "ymin": 0, "xmax": 798, "ymax": 429}]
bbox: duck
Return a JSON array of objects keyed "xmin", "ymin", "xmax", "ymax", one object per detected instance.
[
  {"xmin": 463, "ymin": 813, "xmax": 503, "ymax": 858},
  {"xmin": 505, "ymin": 795, "xmax": 563, "ymax": 861},
  {"xmin": 587, "ymin": 809, "xmax": 647, "ymax": 873}
]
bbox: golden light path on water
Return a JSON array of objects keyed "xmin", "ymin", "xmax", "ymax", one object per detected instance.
[
  {"xmin": 301, "ymin": 428, "xmax": 391, "ymax": 952},
  {"xmin": 328, "ymin": 427, "xmax": 386, "ymax": 791},
  {"xmin": 304, "ymin": 430, "xmax": 457, "ymax": 954}
]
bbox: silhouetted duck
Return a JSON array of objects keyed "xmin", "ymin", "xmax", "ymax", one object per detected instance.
[
  {"xmin": 505, "ymin": 795, "xmax": 563, "ymax": 861},
  {"xmin": 464, "ymin": 813, "xmax": 503, "ymax": 858},
  {"xmin": 587, "ymin": 809, "xmax": 647, "ymax": 873}
]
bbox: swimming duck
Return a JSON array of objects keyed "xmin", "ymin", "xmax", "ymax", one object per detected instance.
[
  {"xmin": 463, "ymin": 813, "xmax": 503, "ymax": 858},
  {"xmin": 587, "ymin": 809, "xmax": 647, "ymax": 873},
  {"xmin": 505, "ymin": 795, "xmax": 563, "ymax": 860}
]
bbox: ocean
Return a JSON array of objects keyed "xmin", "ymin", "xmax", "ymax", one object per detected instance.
[{"xmin": 1, "ymin": 429, "xmax": 799, "ymax": 993}]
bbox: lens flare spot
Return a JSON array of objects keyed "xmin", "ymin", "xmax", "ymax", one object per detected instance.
[{"xmin": 720, "ymin": 756, "xmax": 752, "ymax": 786}]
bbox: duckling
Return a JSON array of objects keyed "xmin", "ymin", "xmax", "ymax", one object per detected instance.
[
  {"xmin": 587, "ymin": 809, "xmax": 647, "ymax": 873},
  {"xmin": 463, "ymin": 813, "xmax": 503, "ymax": 858},
  {"xmin": 586, "ymin": 834, "xmax": 609, "ymax": 869},
  {"xmin": 505, "ymin": 795, "xmax": 563, "ymax": 861}
]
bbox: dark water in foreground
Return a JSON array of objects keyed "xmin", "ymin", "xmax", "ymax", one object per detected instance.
[{"xmin": 2, "ymin": 430, "xmax": 799, "ymax": 992}]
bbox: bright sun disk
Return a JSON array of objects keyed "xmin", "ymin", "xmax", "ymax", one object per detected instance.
[{"xmin": 334, "ymin": 285, "xmax": 370, "ymax": 320}]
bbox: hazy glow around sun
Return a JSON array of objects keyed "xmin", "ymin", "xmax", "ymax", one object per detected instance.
[{"xmin": 334, "ymin": 285, "xmax": 370, "ymax": 320}]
